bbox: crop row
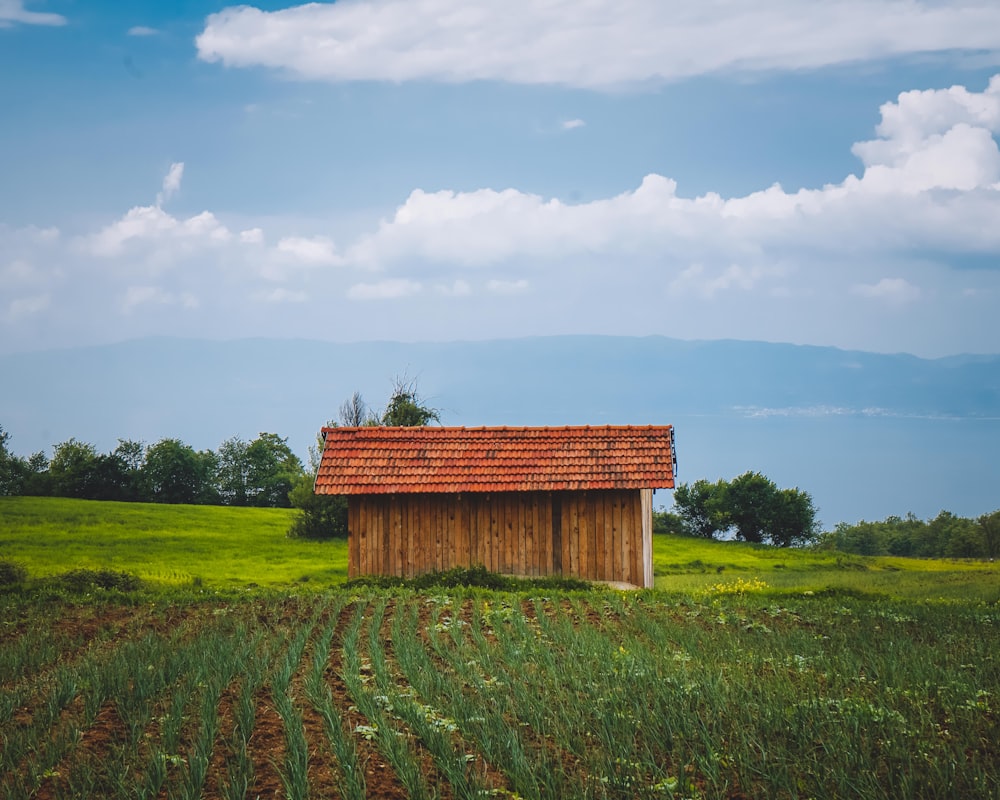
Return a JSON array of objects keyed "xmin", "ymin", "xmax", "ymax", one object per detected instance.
[{"xmin": 1, "ymin": 589, "xmax": 997, "ymax": 799}]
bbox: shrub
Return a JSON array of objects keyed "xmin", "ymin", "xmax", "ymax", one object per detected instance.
[
  {"xmin": 0, "ymin": 560, "xmax": 28, "ymax": 586},
  {"xmin": 59, "ymin": 569, "xmax": 143, "ymax": 593},
  {"xmin": 345, "ymin": 564, "xmax": 595, "ymax": 592}
]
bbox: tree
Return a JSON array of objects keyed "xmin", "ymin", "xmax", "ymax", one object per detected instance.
[
  {"xmin": 769, "ymin": 487, "xmax": 819, "ymax": 547},
  {"xmin": 979, "ymin": 510, "xmax": 1000, "ymax": 561},
  {"xmin": 672, "ymin": 471, "xmax": 818, "ymax": 547},
  {"xmin": 652, "ymin": 509, "xmax": 687, "ymax": 536},
  {"xmin": 0, "ymin": 425, "xmax": 24, "ymax": 495},
  {"xmin": 339, "ymin": 392, "xmax": 376, "ymax": 427},
  {"xmin": 672, "ymin": 479, "xmax": 729, "ymax": 538},
  {"xmin": 48, "ymin": 438, "xmax": 100, "ymax": 499},
  {"xmin": 142, "ymin": 438, "xmax": 217, "ymax": 504},
  {"xmin": 379, "ymin": 376, "xmax": 440, "ymax": 426},
  {"xmin": 725, "ymin": 471, "xmax": 778, "ymax": 544},
  {"xmin": 288, "ymin": 424, "xmax": 347, "ymax": 538},
  {"xmin": 245, "ymin": 432, "xmax": 303, "ymax": 508},
  {"xmin": 216, "ymin": 436, "xmax": 251, "ymax": 506}
]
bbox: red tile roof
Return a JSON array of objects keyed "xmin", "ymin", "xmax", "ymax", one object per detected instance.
[{"xmin": 315, "ymin": 425, "xmax": 675, "ymax": 495}]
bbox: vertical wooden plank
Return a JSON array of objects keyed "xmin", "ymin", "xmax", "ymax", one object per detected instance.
[
  {"xmin": 489, "ymin": 495, "xmax": 497, "ymax": 572},
  {"xmin": 567, "ymin": 494, "xmax": 579, "ymax": 578},
  {"xmin": 526, "ymin": 494, "xmax": 536, "ymax": 576},
  {"xmin": 399, "ymin": 494, "xmax": 414, "ymax": 577},
  {"xmin": 454, "ymin": 495, "xmax": 465, "ymax": 568},
  {"xmin": 594, "ymin": 492, "xmax": 606, "ymax": 581},
  {"xmin": 641, "ymin": 488, "xmax": 654, "ymax": 589},
  {"xmin": 476, "ymin": 496, "xmax": 486, "ymax": 569},
  {"xmin": 347, "ymin": 501, "xmax": 357, "ymax": 578},
  {"xmin": 612, "ymin": 491, "xmax": 622, "ymax": 582},
  {"xmin": 394, "ymin": 496, "xmax": 403, "ymax": 577},
  {"xmin": 358, "ymin": 498, "xmax": 372, "ymax": 575},
  {"xmin": 550, "ymin": 494, "xmax": 562, "ymax": 576},
  {"xmin": 602, "ymin": 492, "xmax": 613, "ymax": 582},
  {"xmin": 620, "ymin": 493, "xmax": 633, "ymax": 585},
  {"xmin": 579, "ymin": 493, "xmax": 591, "ymax": 581},
  {"xmin": 515, "ymin": 497, "xmax": 524, "ymax": 576}
]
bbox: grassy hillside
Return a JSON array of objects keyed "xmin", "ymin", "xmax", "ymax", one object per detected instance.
[
  {"xmin": 0, "ymin": 496, "xmax": 348, "ymax": 589},
  {"xmin": 2, "ymin": 496, "xmax": 997, "ymax": 599}
]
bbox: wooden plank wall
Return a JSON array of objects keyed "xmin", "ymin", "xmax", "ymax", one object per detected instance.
[{"xmin": 348, "ymin": 489, "xmax": 651, "ymax": 586}]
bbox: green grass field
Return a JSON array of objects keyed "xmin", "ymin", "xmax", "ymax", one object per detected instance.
[
  {"xmin": 2, "ymin": 496, "xmax": 998, "ymax": 601},
  {"xmin": 0, "ymin": 496, "xmax": 349, "ymax": 589}
]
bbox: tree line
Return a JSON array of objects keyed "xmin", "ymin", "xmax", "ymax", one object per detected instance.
[
  {"xmin": 814, "ymin": 511, "xmax": 1000, "ymax": 560},
  {"xmin": 0, "ymin": 426, "xmax": 305, "ymax": 508}
]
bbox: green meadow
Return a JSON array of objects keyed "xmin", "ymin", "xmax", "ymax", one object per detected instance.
[
  {"xmin": 2, "ymin": 496, "xmax": 998, "ymax": 601},
  {"xmin": 0, "ymin": 496, "xmax": 349, "ymax": 589}
]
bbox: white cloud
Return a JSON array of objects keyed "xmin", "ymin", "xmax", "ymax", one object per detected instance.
[
  {"xmin": 347, "ymin": 279, "xmax": 422, "ymax": 300},
  {"xmin": 670, "ymin": 263, "xmax": 787, "ymax": 298},
  {"xmin": 0, "ymin": 0, "xmax": 66, "ymax": 27},
  {"xmin": 127, "ymin": 25, "xmax": 158, "ymax": 36},
  {"xmin": 157, "ymin": 162, "xmax": 185, "ymax": 206},
  {"xmin": 197, "ymin": 0, "xmax": 1000, "ymax": 88},
  {"xmin": 6, "ymin": 76, "xmax": 1000, "ymax": 356},
  {"xmin": 562, "ymin": 119, "xmax": 586, "ymax": 130},
  {"xmin": 345, "ymin": 76, "xmax": 1000, "ymax": 274},
  {"xmin": 852, "ymin": 278, "xmax": 922, "ymax": 305},
  {"xmin": 275, "ymin": 235, "xmax": 341, "ymax": 266},
  {"xmin": 85, "ymin": 205, "xmax": 232, "ymax": 259}
]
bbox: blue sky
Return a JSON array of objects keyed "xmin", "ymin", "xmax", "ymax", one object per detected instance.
[{"xmin": 3, "ymin": 0, "xmax": 1000, "ymax": 358}]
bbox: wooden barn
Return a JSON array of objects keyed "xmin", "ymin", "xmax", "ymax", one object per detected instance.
[{"xmin": 314, "ymin": 425, "xmax": 676, "ymax": 588}]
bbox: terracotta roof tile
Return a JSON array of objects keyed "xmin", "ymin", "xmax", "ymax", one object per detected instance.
[{"xmin": 315, "ymin": 425, "xmax": 676, "ymax": 495}]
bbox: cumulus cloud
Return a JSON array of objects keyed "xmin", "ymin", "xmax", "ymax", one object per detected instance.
[
  {"xmin": 196, "ymin": 0, "xmax": 1000, "ymax": 88},
  {"xmin": 346, "ymin": 76, "xmax": 1000, "ymax": 277},
  {"xmin": 5, "ymin": 76, "xmax": 1000, "ymax": 356},
  {"xmin": 0, "ymin": 0, "xmax": 66, "ymax": 27},
  {"xmin": 275, "ymin": 235, "xmax": 341, "ymax": 267}
]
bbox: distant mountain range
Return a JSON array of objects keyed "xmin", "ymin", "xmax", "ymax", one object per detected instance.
[{"xmin": 2, "ymin": 335, "xmax": 998, "ymax": 527}]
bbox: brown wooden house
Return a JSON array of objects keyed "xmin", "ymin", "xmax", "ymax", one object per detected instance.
[{"xmin": 314, "ymin": 425, "xmax": 676, "ymax": 588}]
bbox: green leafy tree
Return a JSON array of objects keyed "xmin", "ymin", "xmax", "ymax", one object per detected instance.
[
  {"xmin": 379, "ymin": 376, "xmax": 441, "ymax": 426},
  {"xmin": 48, "ymin": 438, "xmax": 100, "ymax": 499},
  {"xmin": 245, "ymin": 432, "xmax": 304, "ymax": 507},
  {"xmin": 671, "ymin": 479, "xmax": 730, "ymax": 538},
  {"xmin": 216, "ymin": 435, "xmax": 251, "ymax": 506},
  {"xmin": 979, "ymin": 510, "xmax": 1000, "ymax": 561},
  {"xmin": 725, "ymin": 471, "xmax": 778, "ymax": 544},
  {"xmin": 142, "ymin": 438, "xmax": 218, "ymax": 504},
  {"xmin": 769, "ymin": 487, "xmax": 819, "ymax": 547},
  {"xmin": 652, "ymin": 509, "xmax": 687, "ymax": 536},
  {"xmin": 673, "ymin": 471, "xmax": 817, "ymax": 547},
  {"xmin": 0, "ymin": 425, "xmax": 24, "ymax": 495}
]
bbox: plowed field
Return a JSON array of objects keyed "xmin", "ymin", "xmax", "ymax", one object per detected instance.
[{"xmin": 2, "ymin": 590, "xmax": 997, "ymax": 799}]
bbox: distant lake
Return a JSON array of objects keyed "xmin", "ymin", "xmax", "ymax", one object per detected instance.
[{"xmin": 668, "ymin": 413, "xmax": 1000, "ymax": 528}]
